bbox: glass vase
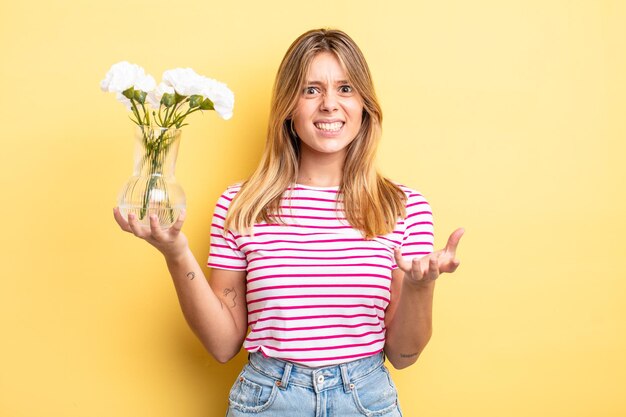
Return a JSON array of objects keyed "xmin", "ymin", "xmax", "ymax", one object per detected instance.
[{"xmin": 117, "ymin": 126, "xmax": 186, "ymax": 228}]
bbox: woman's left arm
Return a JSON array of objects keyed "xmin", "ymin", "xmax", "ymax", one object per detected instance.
[{"xmin": 384, "ymin": 228, "xmax": 464, "ymax": 369}]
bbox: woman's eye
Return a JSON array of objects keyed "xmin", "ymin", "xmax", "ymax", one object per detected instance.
[
  {"xmin": 340, "ymin": 85, "xmax": 353, "ymax": 93},
  {"xmin": 304, "ymin": 87, "xmax": 318, "ymax": 95}
]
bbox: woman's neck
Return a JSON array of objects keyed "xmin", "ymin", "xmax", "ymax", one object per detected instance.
[{"xmin": 297, "ymin": 150, "xmax": 345, "ymax": 187}]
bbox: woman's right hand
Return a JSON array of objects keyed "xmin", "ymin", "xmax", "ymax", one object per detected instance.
[{"xmin": 113, "ymin": 207, "xmax": 189, "ymax": 261}]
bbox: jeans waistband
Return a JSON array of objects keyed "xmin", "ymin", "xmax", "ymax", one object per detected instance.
[{"xmin": 247, "ymin": 351, "xmax": 385, "ymax": 393}]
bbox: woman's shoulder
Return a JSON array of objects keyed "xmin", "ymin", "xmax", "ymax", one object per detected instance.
[
  {"xmin": 213, "ymin": 182, "xmax": 244, "ymax": 207},
  {"xmin": 390, "ymin": 182, "xmax": 433, "ymax": 223},
  {"xmin": 224, "ymin": 182, "xmax": 244, "ymax": 195},
  {"xmin": 391, "ymin": 181, "xmax": 429, "ymax": 201},
  {"xmin": 217, "ymin": 182, "xmax": 243, "ymax": 198}
]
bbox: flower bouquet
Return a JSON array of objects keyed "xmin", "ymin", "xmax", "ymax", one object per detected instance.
[{"xmin": 101, "ymin": 61, "xmax": 234, "ymax": 227}]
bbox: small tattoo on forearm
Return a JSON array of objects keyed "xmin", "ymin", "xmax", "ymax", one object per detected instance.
[
  {"xmin": 400, "ymin": 352, "xmax": 419, "ymax": 359},
  {"xmin": 222, "ymin": 287, "xmax": 237, "ymax": 308},
  {"xmin": 187, "ymin": 272, "xmax": 195, "ymax": 280}
]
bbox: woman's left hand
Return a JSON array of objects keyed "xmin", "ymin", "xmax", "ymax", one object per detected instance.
[{"xmin": 393, "ymin": 228, "xmax": 465, "ymax": 288}]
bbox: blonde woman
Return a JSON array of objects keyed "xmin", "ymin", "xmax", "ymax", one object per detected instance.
[{"xmin": 115, "ymin": 28, "xmax": 464, "ymax": 417}]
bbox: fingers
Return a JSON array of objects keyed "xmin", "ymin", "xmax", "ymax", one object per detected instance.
[
  {"xmin": 127, "ymin": 212, "xmax": 150, "ymax": 238},
  {"xmin": 444, "ymin": 227, "xmax": 465, "ymax": 256},
  {"xmin": 169, "ymin": 209, "xmax": 186, "ymax": 235},
  {"xmin": 398, "ymin": 249, "xmax": 441, "ymax": 283},
  {"xmin": 116, "ymin": 207, "xmax": 185, "ymax": 244},
  {"xmin": 414, "ymin": 254, "xmax": 440, "ymax": 281},
  {"xmin": 411, "ymin": 257, "xmax": 424, "ymax": 280},
  {"xmin": 449, "ymin": 259, "xmax": 461, "ymax": 273},
  {"xmin": 425, "ymin": 255, "xmax": 440, "ymax": 280},
  {"xmin": 113, "ymin": 207, "xmax": 132, "ymax": 233},
  {"xmin": 148, "ymin": 212, "xmax": 168, "ymax": 240},
  {"xmin": 393, "ymin": 247, "xmax": 411, "ymax": 271},
  {"xmin": 438, "ymin": 252, "xmax": 462, "ymax": 274},
  {"xmin": 436, "ymin": 227, "xmax": 464, "ymax": 274},
  {"xmin": 397, "ymin": 227, "xmax": 464, "ymax": 281}
]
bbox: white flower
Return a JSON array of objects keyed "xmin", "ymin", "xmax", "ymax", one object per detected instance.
[
  {"xmin": 102, "ymin": 62, "xmax": 235, "ymax": 124},
  {"xmin": 134, "ymin": 73, "xmax": 156, "ymax": 93},
  {"xmin": 102, "ymin": 62, "xmax": 156, "ymax": 113},
  {"xmin": 162, "ymin": 68, "xmax": 235, "ymax": 119},
  {"xmin": 200, "ymin": 77, "xmax": 235, "ymax": 120},
  {"xmin": 100, "ymin": 61, "xmax": 151, "ymax": 93},
  {"xmin": 147, "ymin": 82, "xmax": 175, "ymax": 109},
  {"xmin": 162, "ymin": 68, "xmax": 205, "ymax": 96}
]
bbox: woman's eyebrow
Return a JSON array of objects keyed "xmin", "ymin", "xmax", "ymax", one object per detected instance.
[{"xmin": 305, "ymin": 79, "xmax": 351, "ymax": 85}]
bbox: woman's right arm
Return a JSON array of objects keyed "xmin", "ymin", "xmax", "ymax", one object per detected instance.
[{"xmin": 113, "ymin": 208, "xmax": 247, "ymax": 363}]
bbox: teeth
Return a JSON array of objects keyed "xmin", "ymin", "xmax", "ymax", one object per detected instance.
[{"xmin": 314, "ymin": 122, "xmax": 343, "ymax": 131}]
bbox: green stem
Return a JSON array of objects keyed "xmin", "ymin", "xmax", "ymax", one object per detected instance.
[
  {"xmin": 158, "ymin": 106, "xmax": 165, "ymax": 127},
  {"xmin": 173, "ymin": 107, "xmax": 201, "ymax": 128},
  {"xmin": 141, "ymin": 102, "xmax": 150, "ymax": 126},
  {"xmin": 163, "ymin": 106, "xmax": 170, "ymax": 127},
  {"xmin": 165, "ymin": 97, "xmax": 189, "ymax": 128},
  {"xmin": 130, "ymin": 99, "xmax": 144, "ymax": 126},
  {"xmin": 139, "ymin": 128, "xmax": 176, "ymax": 221},
  {"xmin": 140, "ymin": 130, "xmax": 160, "ymax": 219}
]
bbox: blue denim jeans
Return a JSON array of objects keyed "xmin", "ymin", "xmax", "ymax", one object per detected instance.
[{"xmin": 226, "ymin": 351, "xmax": 403, "ymax": 417}]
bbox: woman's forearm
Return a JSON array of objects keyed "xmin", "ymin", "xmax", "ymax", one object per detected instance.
[
  {"xmin": 384, "ymin": 277, "xmax": 436, "ymax": 369},
  {"xmin": 164, "ymin": 248, "xmax": 245, "ymax": 362}
]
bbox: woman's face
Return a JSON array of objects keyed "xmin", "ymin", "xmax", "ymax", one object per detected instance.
[{"xmin": 292, "ymin": 52, "xmax": 364, "ymax": 159}]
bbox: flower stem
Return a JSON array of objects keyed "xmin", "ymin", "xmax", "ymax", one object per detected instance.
[
  {"xmin": 130, "ymin": 99, "xmax": 144, "ymax": 126},
  {"xmin": 174, "ymin": 107, "xmax": 201, "ymax": 128},
  {"xmin": 165, "ymin": 97, "xmax": 189, "ymax": 128},
  {"xmin": 141, "ymin": 102, "xmax": 150, "ymax": 126},
  {"xmin": 138, "ymin": 128, "xmax": 176, "ymax": 221}
]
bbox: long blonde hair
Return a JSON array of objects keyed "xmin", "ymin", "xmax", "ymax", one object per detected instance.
[{"xmin": 224, "ymin": 28, "xmax": 406, "ymax": 239}]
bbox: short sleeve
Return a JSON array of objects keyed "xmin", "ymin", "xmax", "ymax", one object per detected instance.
[
  {"xmin": 392, "ymin": 188, "xmax": 435, "ymax": 269},
  {"xmin": 206, "ymin": 185, "xmax": 248, "ymax": 271}
]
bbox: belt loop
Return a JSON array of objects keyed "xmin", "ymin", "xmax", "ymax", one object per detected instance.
[
  {"xmin": 278, "ymin": 362, "xmax": 293, "ymax": 390},
  {"xmin": 340, "ymin": 363, "xmax": 352, "ymax": 393}
]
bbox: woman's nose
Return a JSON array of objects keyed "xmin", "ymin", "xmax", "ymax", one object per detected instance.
[{"xmin": 320, "ymin": 92, "xmax": 338, "ymax": 112}]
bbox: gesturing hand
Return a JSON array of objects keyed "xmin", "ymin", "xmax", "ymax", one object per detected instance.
[
  {"xmin": 393, "ymin": 228, "xmax": 464, "ymax": 288},
  {"xmin": 113, "ymin": 207, "xmax": 189, "ymax": 260}
]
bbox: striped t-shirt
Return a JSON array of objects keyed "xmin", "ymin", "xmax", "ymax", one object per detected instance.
[{"xmin": 207, "ymin": 183, "xmax": 434, "ymax": 367}]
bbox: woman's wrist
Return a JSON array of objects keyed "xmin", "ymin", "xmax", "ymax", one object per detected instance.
[
  {"xmin": 163, "ymin": 245, "xmax": 193, "ymax": 267},
  {"xmin": 402, "ymin": 273, "xmax": 436, "ymax": 293}
]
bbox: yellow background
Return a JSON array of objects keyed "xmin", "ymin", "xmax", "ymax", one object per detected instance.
[{"xmin": 1, "ymin": 0, "xmax": 625, "ymax": 416}]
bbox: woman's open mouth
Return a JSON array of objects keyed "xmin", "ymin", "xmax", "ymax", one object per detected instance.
[{"xmin": 314, "ymin": 121, "xmax": 344, "ymax": 136}]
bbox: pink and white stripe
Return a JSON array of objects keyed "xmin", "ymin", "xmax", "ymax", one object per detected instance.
[{"xmin": 207, "ymin": 183, "xmax": 434, "ymax": 367}]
